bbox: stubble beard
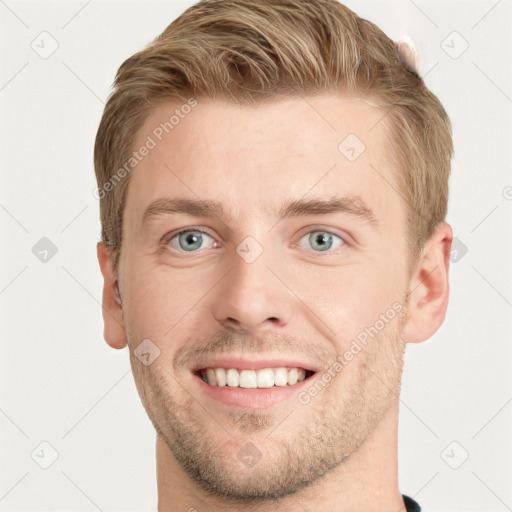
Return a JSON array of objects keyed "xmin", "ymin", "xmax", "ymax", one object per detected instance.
[{"xmin": 128, "ymin": 308, "xmax": 408, "ymax": 505}]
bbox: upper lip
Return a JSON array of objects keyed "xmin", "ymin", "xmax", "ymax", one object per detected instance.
[{"xmin": 191, "ymin": 356, "xmax": 320, "ymax": 373}]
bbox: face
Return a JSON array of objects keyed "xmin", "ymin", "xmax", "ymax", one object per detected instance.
[{"xmin": 116, "ymin": 95, "xmax": 411, "ymax": 501}]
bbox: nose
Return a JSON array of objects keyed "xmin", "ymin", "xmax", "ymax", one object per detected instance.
[{"xmin": 211, "ymin": 244, "xmax": 294, "ymax": 334}]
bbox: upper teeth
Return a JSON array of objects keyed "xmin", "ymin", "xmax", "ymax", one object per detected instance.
[{"xmin": 200, "ymin": 367, "xmax": 307, "ymax": 388}]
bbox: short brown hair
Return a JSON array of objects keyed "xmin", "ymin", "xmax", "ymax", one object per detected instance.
[{"xmin": 94, "ymin": 0, "xmax": 453, "ymax": 276}]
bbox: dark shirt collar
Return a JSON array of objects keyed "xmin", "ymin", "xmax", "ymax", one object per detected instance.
[{"xmin": 403, "ymin": 494, "xmax": 422, "ymax": 511}]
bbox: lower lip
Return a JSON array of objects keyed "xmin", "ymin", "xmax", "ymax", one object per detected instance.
[{"xmin": 193, "ymin": 372, "xmax": 314, "ymax": 409}]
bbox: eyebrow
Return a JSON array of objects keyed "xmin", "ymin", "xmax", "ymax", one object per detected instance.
[{"xmin": 142, "ymin": 195, "xmax": 380, "ymax": 229}]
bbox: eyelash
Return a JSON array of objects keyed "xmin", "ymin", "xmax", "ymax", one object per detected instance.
[{"xmin": 162, "ymin": 226, "xmax": 348, "ymax": 255}]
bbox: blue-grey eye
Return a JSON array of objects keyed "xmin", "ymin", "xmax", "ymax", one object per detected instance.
[
  {"xmin": 300, "ymin": 230, "xmax": 343, "ymax": 252},
  {"xmin": 169, "ymin": 230, "xmax": 215, "ymax": 252}
]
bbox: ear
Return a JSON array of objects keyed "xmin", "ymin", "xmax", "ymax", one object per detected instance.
[
  {"xmin": 403, "ymin": 222, "xmax": 453, "ymax": 343},
  {"xmin": 97, "ymin": 242, "xmax": 127, "ymax": 349}
]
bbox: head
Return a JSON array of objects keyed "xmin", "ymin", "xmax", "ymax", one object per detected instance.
[{"xmin": 95, "ymin": 0, "xmax": 453, "ymax": 504}]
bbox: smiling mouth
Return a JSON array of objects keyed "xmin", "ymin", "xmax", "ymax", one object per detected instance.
[{"xmin": 195, "ymin": 367, "xmax": 316, "ymax": 389}]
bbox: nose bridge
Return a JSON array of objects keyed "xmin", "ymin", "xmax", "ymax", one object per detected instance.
[{"xmin": 211, "ymin": 234, "xmax": 293, "ymax": 332}]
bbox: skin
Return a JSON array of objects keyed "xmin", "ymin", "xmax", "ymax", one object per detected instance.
[{"xmin": 97, "ymin": 94, "xmax": 452, "ymax": 512}]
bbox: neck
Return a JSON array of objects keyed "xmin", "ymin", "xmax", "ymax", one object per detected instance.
[{"xmin": 156, "ymin": 404, "xmax": 406, "ymax": 512}]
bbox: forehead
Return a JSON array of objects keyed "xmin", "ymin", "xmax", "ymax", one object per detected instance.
[{"xmin": 124, "ymin": 94, "xmax": 403, "ymax": 233}]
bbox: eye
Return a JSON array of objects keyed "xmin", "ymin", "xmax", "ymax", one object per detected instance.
[
  {"xmin": 165, "ymin": 229, "xmax": 218, "ymax": 252},
  {"xmin": 163, "ymin": 227, "xmax": 346, "ymax": 254},
  {"xmin": 297, "ymin": 229, "xmax": 345, "ymax": 253}
]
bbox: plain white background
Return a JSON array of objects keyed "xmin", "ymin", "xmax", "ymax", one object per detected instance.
[{"xmin": 1, "ymin": 0, "xmax": 511, "ymax": 510}]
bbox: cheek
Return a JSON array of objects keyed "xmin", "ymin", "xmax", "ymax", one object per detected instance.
[
  {"xmin": 301, "ymin": 259, "xmax": 405, "ymax": 345},
  {"xmin": 121, "ymin": 261, "xmax": 170, "ymax": 336},
  {"xmin": 122, "ymin": 260, "xmax": 214, "ymax": 342}
]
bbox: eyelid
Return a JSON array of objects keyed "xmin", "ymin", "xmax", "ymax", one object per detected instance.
[{"xmin": 295, "ymin": 225, "xmax": 350, "ymax": 244}]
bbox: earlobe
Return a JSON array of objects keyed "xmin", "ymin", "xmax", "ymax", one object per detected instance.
[
  {"xmin": 97, "ymin": 242, "xmax": 127, "ymax": 349},
  {"xmin": 403, "ymin": 222, "xmax": 453, "ymax": 344}
]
